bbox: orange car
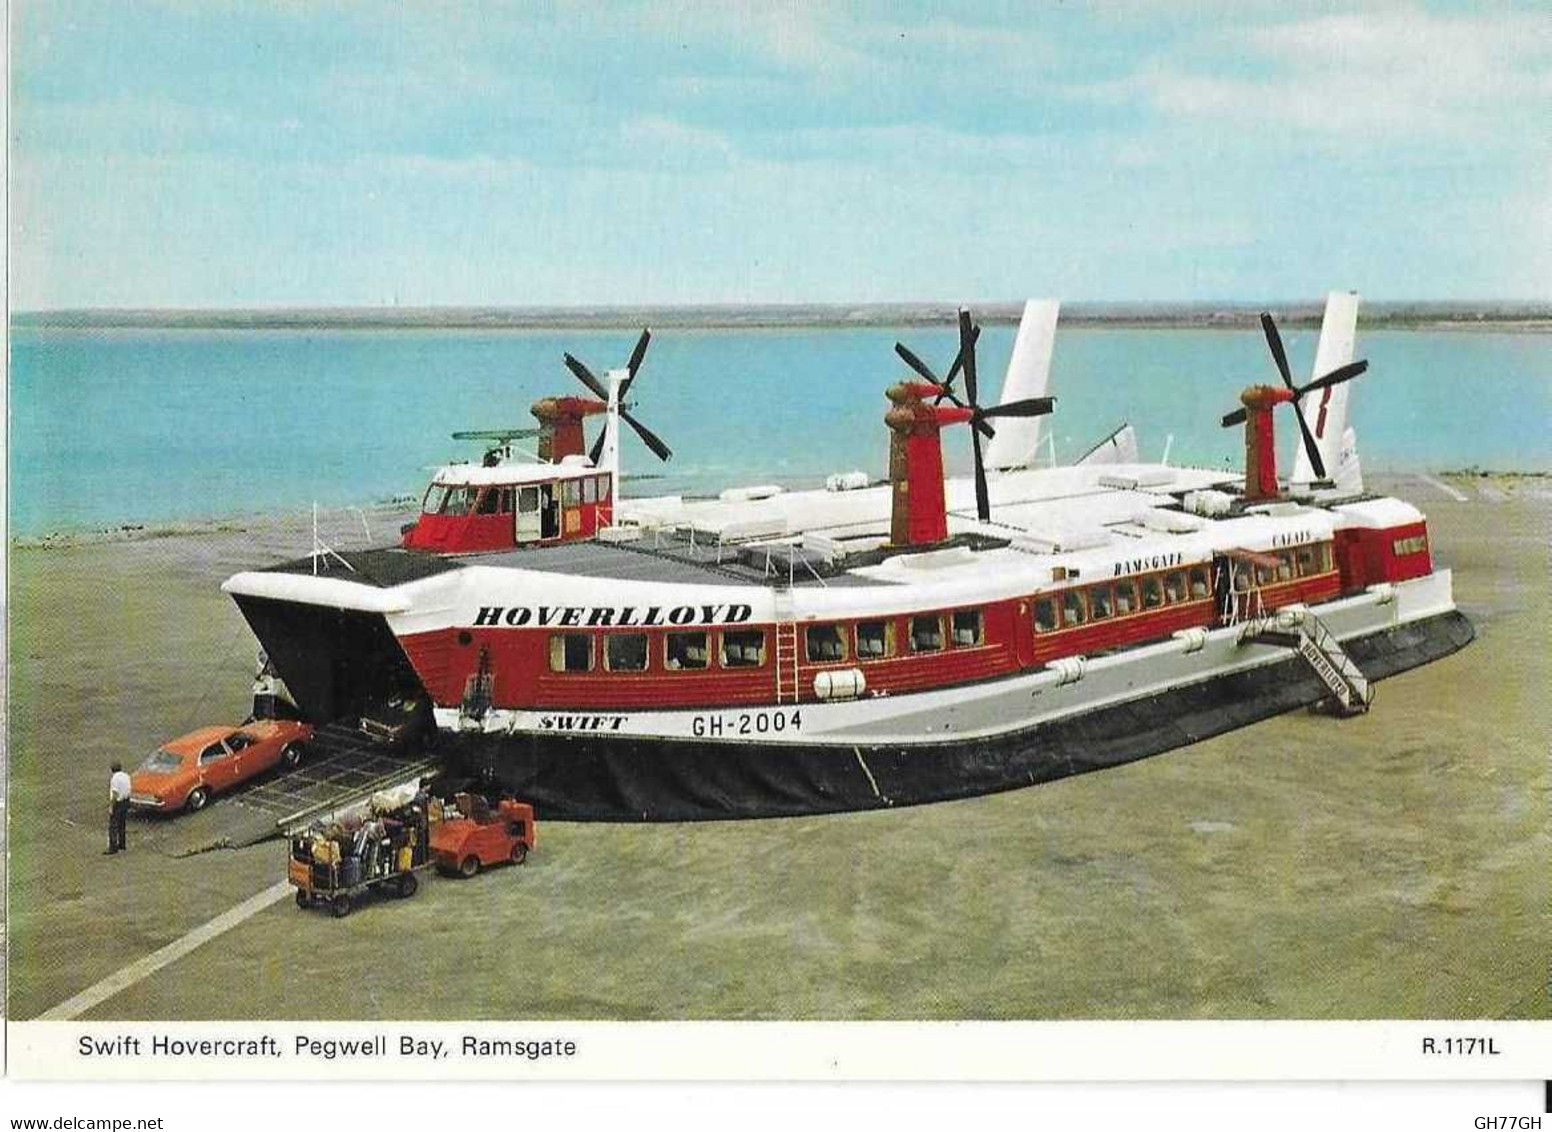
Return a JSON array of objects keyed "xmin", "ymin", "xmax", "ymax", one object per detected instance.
[{"xmin": 130, "ymin": 720, "xmax": 313, "ymax": 813}]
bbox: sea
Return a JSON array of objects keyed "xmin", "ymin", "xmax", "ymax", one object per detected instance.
[{"xmin": 8, "ymin": 322, "xmax": 1549, "ymax": 537}]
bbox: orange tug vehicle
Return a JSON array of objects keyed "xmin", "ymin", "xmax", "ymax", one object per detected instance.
[
  {"xmin": 429, "ymin": 794, "xmax": 537, "ymax": 878},
  {"xmin": 289, "ymin": 792, "xmax": 535, "ymax": 917}
]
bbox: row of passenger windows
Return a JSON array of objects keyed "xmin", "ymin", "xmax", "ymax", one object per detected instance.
[
  {"xmin": 422, "ymin": 476, "xmax": 613, "ymax": 517},
  {"xmin": 546, "ymin": 610, "xmax": 987, "ymax": 674},
  {"xmin": 1229, "ymin": 543, "xmax": 1334, "ymax": 592},
  {"xmin": 1034, "ymin": 565, "xmax": 1211, "ymax": 633}
]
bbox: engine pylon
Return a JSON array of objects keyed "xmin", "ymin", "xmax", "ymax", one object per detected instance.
[
  {"xmin": 886, "ymin": 382, "xmax": 974, "ymax": 547},
  {"xmin": 529, "ymin": 395, "xmax": 607, "ymax": 462}
]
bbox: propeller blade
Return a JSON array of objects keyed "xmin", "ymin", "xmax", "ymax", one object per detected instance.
[
  {"xmin": 894, "ymin": 342, "xmax": 940, "ymax": 385},
  {"xmin": 452, "ymin": 428, "xmax": 541, "ymax": 441},
  {"xmin": 1297, "ymin": 359, "xmax": 1368, "ymax": 397},
  {"xmin": 589, "ymin": 427, "xmax": 607, "ymax": 467},
  {"xmin": 971, "ymin": 424, "xmax": 991, "ymax": 522},
  {"xmin": 627, "ymin": 328, "xmax": 651, "ymax": 379},
  {"xmin": 1221, "ymin": 407, "xmax": 1248, "ymax": 428},
  {"xmin": 621, "ymin": 408, "xmax": 672, "ymax": 462},
  {"xmin": 564, "ymin": 353, "xmax": 609, "ymax": 400},
  {"xmin": 618, "ymin": 327, "xmax": 652, "ymax": 402},
  {"xmin": 958, "ymin": 308, "xmax": 979, "ymax": 408},
  {"xmin": 1260, "ymin": 312, "xmax": 1295, "ymax": 390},
  {"xmin": 1291, "ymin": 399, "xmax": 1327, "ymax": 480},
  {"xmin": 978, "ymin": 396, "xmax": 1056, "ymax": 420}
]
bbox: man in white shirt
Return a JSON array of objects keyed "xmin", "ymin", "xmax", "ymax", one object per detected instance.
[{"xmin": 107, "ymin": 762, "xmax": 132, "ymax": 854}]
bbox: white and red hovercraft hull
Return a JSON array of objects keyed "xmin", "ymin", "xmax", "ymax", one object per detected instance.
[{"xmin": 224, "ymin": 465, "xmax": 1473, "ymax": 821}]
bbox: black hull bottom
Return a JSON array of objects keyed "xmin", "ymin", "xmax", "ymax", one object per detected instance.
[{"xmin": 447, "ymin": 610, "xmax": 1475, "ymax": 821}]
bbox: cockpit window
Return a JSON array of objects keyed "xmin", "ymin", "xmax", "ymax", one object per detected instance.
[
  {"xmin": 440, "ymin": 486, "xmax": 478, "ymax": 516},
  {"xmin": 421, "ymin": 485, "xmax": 450, "ymax": 515}
]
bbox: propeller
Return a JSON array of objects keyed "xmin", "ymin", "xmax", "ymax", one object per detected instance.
[
  {"xmin": 898, "ymin": 308, "xmax": 1056, "ymax": 522},
  {"xmin": 1220, "ymin": 312, "xmax": 1369, "ymax": 481},
  {"xmin": 565, "ymin": 328, "xmax": 673, "ymax": 466}
]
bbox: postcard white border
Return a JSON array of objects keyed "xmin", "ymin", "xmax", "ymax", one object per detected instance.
[{"xmin": 7, "ymin": 1020, "xmax": 1549, "ymax": 1081}]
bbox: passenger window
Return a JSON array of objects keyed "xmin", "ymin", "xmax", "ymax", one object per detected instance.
[
  {"xmin": 909, "ymin": 615, "xmax": 944, "ymax": 652},
  {"xmin": 227, "ymin": 733, "xmax": 254, "ymax": 752},
  {"xmin": 1113, "ymin": 580, "xmax": 1138, "ymax": 615},
  {"xmin": 1255, "ymin": 560, "xmax": 1277, "ymax": 587},
  {"xmin": 1033, "ymin": 598, "xmax": 1058, "ymax": 633},
  {"xmin": 721, "ymin": 630, "xmax": 767, "ymax": 668},
  {"xmin": 855, "ymin": 620, "xmax": 893, "ymax": 659},
  {"xmin": 951, "ymin": 609, "xmax": 984, "ymax": 646},
  {"xmin": 499, "ymin": 488, "xmax": 515, "ymax": 514},
  {"xmin": 605, "ymin": 634, "xmax": 648, "ymax": 672},
  {"xmin": 806, "ymin": 624, "xmax": 847, "ymax": 662},
  {"xmin": 1275, "ymin": 552, "xmax": 1294, "ymax": 581},
  {"xmin": 1294, "ymin": 546, "xmax": 1316, "ymax": 576},
  {"xmin": 582, "ymin": 477, "xmax": 598, "ymax": 505},
  {"xmin": 476, "ymin": 488, "xmax": 500, "ymax": 515},
  {"xmin": 518, "ymin": 486, "xmax": 540, "ymax": 513},
  {"xmin": 1316, "ymin": 543, "xmax": 1333, "ymax": 572},
  {"xmin": 199, "ymin": 742, "xmax": 228, "ymax": 765},
  {"xmin": 1188, "ymin": 565, "xmax": 1210, "ymax": 599},
  {"xmin": 1141, "ymin": 576, "xmax": 1164, "ymax": 609},
  {"xmin": 1061, "ymin": 589, "xmax": 1087, "ymax": 627},
  {"xmin": 562, "ymin": 479, "xmax": 582, "ymax": 507},
  {"xmin": 1163, "ymin": 571, "xmax": 1186, "ymax": 604},
  {"xmin": 1233, "ymin": 565, "xmax": 1252, "ymax": 593},
  {"xmin": 596, "ymin": 475, "xmax": 612, "ymax": 502},
  {"xmin": 1088, "ymin": 585, "xmax": 1113, "ymax": 620},
  {"xmin": 548, "ymin": 634, "xmax": 594, "ymax": 673},
  {"xmin": 665, "ymin": 631, "xmax": 709, "ymax": 670}
]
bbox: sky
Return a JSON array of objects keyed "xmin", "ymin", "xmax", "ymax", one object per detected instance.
[{"xmin": 8, "ymin": 0, "xmax": 1551, "ymax": 309}]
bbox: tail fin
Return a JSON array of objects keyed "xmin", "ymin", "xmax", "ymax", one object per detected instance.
[
  {"xmin": 985, "ymin": 299, "xmax": 1059, "ymax": 470},
  {"xmin": 1292, "ymin": 291, "xmax": 1363, "ymax": 491}
]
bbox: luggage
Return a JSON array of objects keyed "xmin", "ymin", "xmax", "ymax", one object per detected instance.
[{"xmin": 397, "ymin": 846, "xmax": 413, "ymax": 872}]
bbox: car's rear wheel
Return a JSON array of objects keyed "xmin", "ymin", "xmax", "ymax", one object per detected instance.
[
  {"xmin": 185, "ymin": 787, "xmax": 209, "ymax": 813},
  {"xmin": 281, "ymin": 743, "xmax": 304, "ymax": 769},
  {"xmin": 509, "ymin": 842, "xmax": 528, "ymax": 866},
  {"xmin": 459, "ymin": 855, "xmax": 481, "ymax": 879}
]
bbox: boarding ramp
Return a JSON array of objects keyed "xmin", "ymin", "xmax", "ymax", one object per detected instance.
[
  {"xmin": 132, "ymin": 721, "xmax": 440, "ymax": 857},
  {"xmin": 1245, "ymin": 607, "xmax": 1373, "ymax": 717}
]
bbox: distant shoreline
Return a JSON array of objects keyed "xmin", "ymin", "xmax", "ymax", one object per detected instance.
[{"xmin": 13, "ymin": 302, "xmax": 1552, "ymax": 333}]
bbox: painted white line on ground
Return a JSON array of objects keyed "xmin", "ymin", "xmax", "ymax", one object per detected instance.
[
  {"xmin": 1417, "ymin": 473, "xmax": 1469, "ymax": 503},
  {"xmin": 38, "ymin": 880, "xmax": 291, "ymax": 1021}
]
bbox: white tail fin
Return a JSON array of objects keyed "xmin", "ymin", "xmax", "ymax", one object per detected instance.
[
  {"xmin": 1292, "ymin": 291, "xmax": 1363, "ymax": 491},
  {"xmin": 985, "ymin": 299, "xmax": 1059, "ymax": 470}
]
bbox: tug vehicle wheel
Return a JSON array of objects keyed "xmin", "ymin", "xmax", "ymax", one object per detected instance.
[
  {"xmin": 509, "ymin": 842, "xmax": 528, "ymax": 866},
  {"xmin": 397, "ymin": 873, "xmax": 418, "ymax": 899},
  {"xmin": 458, "ymin": 855, "xmax": 481, "ymax": 879},
  {"xmin": 331, "ymin": 895, "xmax": 352, "ymax": 918},
  {"xmin": 281, "ymin": 743, "xmax": 304, "ymax": 769},
  {"xmin": 185, "ymin": 787, "xmax": 209, "ymax": 813}
]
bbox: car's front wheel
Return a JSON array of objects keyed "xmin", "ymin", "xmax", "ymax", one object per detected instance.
[
  {"xmin": 185, "ymin": 786, "xmax": 209, "ymax": 813},
  {"xmin": 281, "ymin": 744, "xmax": 304, "ymax": 769}
]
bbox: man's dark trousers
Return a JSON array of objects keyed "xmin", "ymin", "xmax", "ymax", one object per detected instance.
[{"xmin": 108, "ymin": 799, "xmax": 129, "ymax": 853}]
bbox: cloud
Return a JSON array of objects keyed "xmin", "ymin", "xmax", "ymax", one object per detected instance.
[{"xmin": 1074, "ymin": 6, "xmax": 1552, "ymax": 145}]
